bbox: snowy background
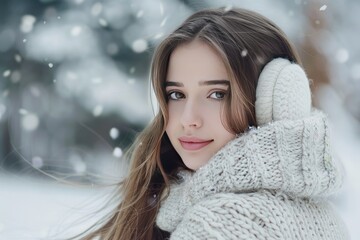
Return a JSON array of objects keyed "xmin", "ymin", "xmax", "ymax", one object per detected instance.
[{"xmin": 0, "ymin": 0, "xmax": 359, "ymax": 239}]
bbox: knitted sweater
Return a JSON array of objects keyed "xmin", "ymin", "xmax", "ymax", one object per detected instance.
[{"xmin": 156, "ymin": 110, "xmax": 349, "ymax": 239}]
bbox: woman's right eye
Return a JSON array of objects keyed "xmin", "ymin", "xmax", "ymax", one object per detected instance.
[{"xmin": 167, "ymin": 91, "xmax": 184, "ymax": 100}]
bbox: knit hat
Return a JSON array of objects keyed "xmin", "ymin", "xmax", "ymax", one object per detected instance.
[{"xmin": 255, "ymin": 58, "xmax": 312, "ymax": 125}]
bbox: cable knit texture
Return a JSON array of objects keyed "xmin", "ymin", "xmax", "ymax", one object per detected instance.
[{"xmin": 156, "ymin": 110, "xmax": 349, "ymax": 239}]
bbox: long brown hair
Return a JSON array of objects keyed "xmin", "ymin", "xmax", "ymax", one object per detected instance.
[{"xmin": 76, "ymin": 7, "xmax": 301, "ymax": 240}]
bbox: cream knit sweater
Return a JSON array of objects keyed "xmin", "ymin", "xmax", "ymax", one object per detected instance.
[{"xmin": 156, "ymin": 110, "xmax": 349, "ymax": 239}]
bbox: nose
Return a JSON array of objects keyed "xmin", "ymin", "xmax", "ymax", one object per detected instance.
[{"xmin": 180, "ymin": 100, "xmax": 203, "ymax": 129}]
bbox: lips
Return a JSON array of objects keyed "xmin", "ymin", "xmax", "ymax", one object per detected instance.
[{"xmin": 178, "ymin": 137, "xmax": 213, "ymax": 151}]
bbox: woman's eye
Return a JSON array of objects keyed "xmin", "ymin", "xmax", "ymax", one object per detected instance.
[
  {"xmin": 167, "ymin": 91, "xmax": 184, "ymax": 100},
  {"xmin": 209, "ymin": 91, "xmax": 226, "ymax": 100}
]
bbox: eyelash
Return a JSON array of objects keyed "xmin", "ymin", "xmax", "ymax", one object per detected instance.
[
  {"xmin": 167, "ymin": 91, "xmax": 184, "ymax": 100},
  {"xmin": 166, "ymin": 90, "xmax": 227, "ymax": 101}
]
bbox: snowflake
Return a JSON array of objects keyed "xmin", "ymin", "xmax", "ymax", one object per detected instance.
[
  {"xmin": 91, "ymin": 2, "xmax": 103, "ymax": 16},
  {"xmin": 32, "ymin": 156, "xmax": 44, "ymax": 169},
  {"xmin": 93, "ymin": 105, "xmax": 103, "ymax": 117},
  {"xmin": 113, "ymin": 147, "xmax": 123, "ymax": 158},
  {"xmin": 71, "ymin": 26, "xmax": 82, "ymax": 36},
  {"xmin": 99, "ymin": 18, "xmax": 108, "ymax": 27},
  {"xmin": 241, "ymin": 49, "xmax": 248, "ymax": 57},
  {"xmin": 20, "ymin": 15, "xmax": 36, "ymax": 33},
  {"xmin": 14, "ymin": 54, "xmax": 22, "ymax": 63},
  {"xmin": 131, "ymin": 39, "xmax": 148, "ymax": 53},
  {"xmin": 109, "ymin": 127, "xmax": 120, "ymax": 139},
  {"xmin": 3, "ymin": 70, "xmax": 11, "ymax": 77},
  {"xmin": 319, "ymin": 5, "xmax": 327, "ymax": 11},
  {"xmin": 22, "ymin": 113, "xmax": 40, "ymax": 131}
]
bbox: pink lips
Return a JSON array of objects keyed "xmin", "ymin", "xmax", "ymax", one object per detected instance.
[{"xmin": 178, "ymin": 136, "xmax": 213, "ymax": 151}]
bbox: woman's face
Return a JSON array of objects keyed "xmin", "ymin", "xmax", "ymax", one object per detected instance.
[{"xmin": 165, "ymin": 40, "xmax": 236, "ymax": 170}]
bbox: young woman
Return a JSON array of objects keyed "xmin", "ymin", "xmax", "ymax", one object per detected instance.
[{"xmin": 77, "ymin": 7, "xmax": 348, "ymax": 240}]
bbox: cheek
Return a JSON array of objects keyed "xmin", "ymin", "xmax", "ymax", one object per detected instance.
[
  {"xmin": 167, "ymin": 102, "xmax": 179, "ymax": 117},
  {"xmin": 208, "ymin": 106, "xmax": 234, "ymax": 138},
  {"xmin": 166, "ymin": 103, "xmax": 180, "ymax": 132},
  {"xmin": 206, "ymin": 105, "xmax": 223, "ymax": 125}
]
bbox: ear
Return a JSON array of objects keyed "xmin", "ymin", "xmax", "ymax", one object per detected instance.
[{"xmin": 255, "ymin": 58, "xmax": 312, "ymax": 126}]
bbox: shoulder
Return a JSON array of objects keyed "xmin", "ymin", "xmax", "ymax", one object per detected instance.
[
  {"xmin": 194, "ymin": 190, "xmax": 288, "ymax": 216},
  {"xmin": 171, "ymin": 191, "xmax": 348, "ymax": 240},
  {"xmin": 171, "ymin": 191, "xmax": 283, "ymax": 239}
]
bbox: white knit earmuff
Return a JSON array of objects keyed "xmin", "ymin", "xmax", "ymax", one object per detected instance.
[{"xmin": 255, "ymin": 58, "xmax": 312, "ymax": 125}]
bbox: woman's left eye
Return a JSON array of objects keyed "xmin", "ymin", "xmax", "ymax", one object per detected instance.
[{"xmin": 209, "ymin": 91, "xmax": 226, "ymax": 100}]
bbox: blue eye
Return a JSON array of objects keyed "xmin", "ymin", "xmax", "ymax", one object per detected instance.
[
  {"xmin": 209, "ymin": 91, "xmax": 226, "ymax": 100},
  {"xmin": 167, "ymin": 91, "xmax": 185, "ymax": 100}
]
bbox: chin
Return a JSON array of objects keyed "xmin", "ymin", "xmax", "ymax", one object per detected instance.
[{"xmin": 183, "ymin": 159, "xmax": 209, "ymax": 171}]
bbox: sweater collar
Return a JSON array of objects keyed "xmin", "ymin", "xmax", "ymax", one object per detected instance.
[{"xmin": 156, "ymin": 109, "xmax": 343, "ymax": 232}]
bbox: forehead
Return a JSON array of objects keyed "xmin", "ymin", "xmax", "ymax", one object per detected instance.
[{"xmin": 166, "ymin": 40, "xmax": 229, "ymax": 83}]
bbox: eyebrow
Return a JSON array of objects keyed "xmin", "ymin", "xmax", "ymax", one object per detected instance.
[{"xmin": 164, "ymin": 80, "xmax": 230, "ymax": 87}]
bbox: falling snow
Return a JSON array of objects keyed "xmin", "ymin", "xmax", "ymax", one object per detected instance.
[
  {"xmin": 109, "ymin": 127, "xmax": 120, "ymax": 140},
  {"xmin": 71, "ymin": 26, "xmax": 82, "ymax": 36},
  {"xmin": 241, "ymin": 49, "xmax": 248, "ymax": 57},
  {"xmin": 32, "ymin": 156, "xmax": 44, "ymax": 169},
  {"xmin": 22, "ymin": 113, "xmax": 40, "ymax": 131},
  {"xmin": 91, "ymin": 2, "xmax": 103, "ymax": 16},
  {"xmin": 99, "ymin": 18, "xmax": 108, "ymax": 27},
  {"xmin": 93, "ymin": 105, "xmax": 103, "ymax": 117},
  {"xmin": 113, "ymin": 147, "xmax": 123, "ymax": 158},
  {"xmin": 131, "ymin": 39, "xmax": 148, "ymax": 53},
  {"xmin": 136, "ymin": 10, "xmax": 144, "ymax": 18},
  {"xmin": 71, "ymin": 157, "xmax": 87, "ymax": 174},
  {"xmin": 319, "ymin": 5, "xmax": 327, "ymax": 11},
  {"xmin": 224, "ymin": 5, "xmax": 233, "ymax": 12},
  {"xmin": 0, "ymin": 104, "xmax": 6, "ymax": 120},
  {"xmin": 336, "ymin": 48, "xmax": 349, "ymax": 63},
  {"xmin": 1, "ymin": 2, "xmax": 359, "ymax": 239},
  {"xmin": 153, "ymin": 33, "xmax": 164, "ymax": 40},
  {"xmin": 160, "ymin": 17, "xmax": 167, "ymax": 27},
  {"xmin": 3, "ymin": 70, "xmax": 11, "ymax": 77},
  {"xmin": 19, "ymin": 108, "xmax": 28, "ymax": 115},
  {"xmin": 109, "ymin": 127, "xmax": 119, "ymax": 139},
  {"xmin": 20, "ymin": 15, "xmax": 36, "ymax": 33},
  {"xmin": 14, "ymin": 54, "xmax": 22, "ymax": 63}
]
